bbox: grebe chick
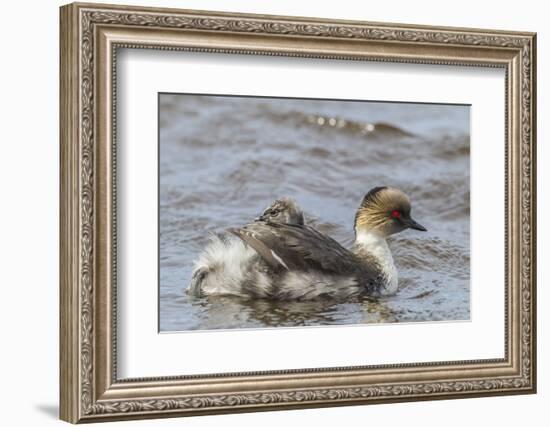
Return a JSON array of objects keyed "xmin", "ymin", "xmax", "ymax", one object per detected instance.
[
  {"xmin": 255, "ymin": 197, "xmax": 305, "ymax": 225},
  {"xmin": 187, "ymin": 187, "xmax": 426, "ymax": 300}
]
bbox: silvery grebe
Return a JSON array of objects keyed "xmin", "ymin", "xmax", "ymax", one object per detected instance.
[{"xmin": 187, "ymin": 187, "xmax": 426, "ymax": 300}]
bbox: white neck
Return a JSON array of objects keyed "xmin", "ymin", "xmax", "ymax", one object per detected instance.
[{"xmin": 354, "ymin": 230, "xmax": 398, "ymax": 295}]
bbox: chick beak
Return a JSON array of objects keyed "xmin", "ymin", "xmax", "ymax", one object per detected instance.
[{"xmin": 404, "ymin": 217, "xmax": 427, "ymax": 232}]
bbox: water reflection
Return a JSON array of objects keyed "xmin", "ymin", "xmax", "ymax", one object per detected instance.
[{"xmin": 185, "ymin": 294, "xmax": 398, "ymax": 331}]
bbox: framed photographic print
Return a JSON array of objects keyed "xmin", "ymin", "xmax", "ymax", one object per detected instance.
[{"xmin": 59, "ymin": 2, "xmax": 537, "ymax": 423}]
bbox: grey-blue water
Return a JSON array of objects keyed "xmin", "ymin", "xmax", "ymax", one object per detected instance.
[{"xmin": 159, "ymin": 94, "xmax": 470, "ymax": 332}]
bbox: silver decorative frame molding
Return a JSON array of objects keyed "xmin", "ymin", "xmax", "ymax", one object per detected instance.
[{"xmin": 60, "ymin": 2, "xmax": 536, "ymax": 423}]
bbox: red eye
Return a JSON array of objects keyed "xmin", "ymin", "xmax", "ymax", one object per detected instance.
[{"xmin": 391, "ymin": 210, "xmax": 401, "ymax": 218}]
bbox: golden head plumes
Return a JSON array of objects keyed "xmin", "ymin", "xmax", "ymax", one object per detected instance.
[{"xmin": 354, "ymin": 187, "xmax": 427, "ymax": 237}]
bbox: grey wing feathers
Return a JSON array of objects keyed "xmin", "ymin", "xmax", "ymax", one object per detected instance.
[
  {"xmin": 231, "ymin": 222, "xmax": 368, "ymax": 275},
  {"xmin": 228, "ymin": 227, "xmax": 289, "ymax": 270}
]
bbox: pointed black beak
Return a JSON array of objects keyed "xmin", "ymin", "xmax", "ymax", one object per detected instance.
[{"xmin": 404, "ymin": 217, "xmax": 427, "ymax": 232}]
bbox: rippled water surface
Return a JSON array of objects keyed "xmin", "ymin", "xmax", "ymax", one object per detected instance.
[{"xmin": 159, "ymin": 94, "xmax": 470, "ymax": 332}]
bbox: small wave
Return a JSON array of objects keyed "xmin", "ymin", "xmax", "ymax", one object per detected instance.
[
  {"xmin": 258, "ymin": 108, "xmax": 415, "ymax": 139},
  {"xmin": 303, "ymin": 113, "xmax": 415, "ymax": 138},
  {"xmin": 391, "ymin": 236, "xmax": 470, "ymax": 280},
  {"xmin": 408, "ymin": 180, "xmax": 470, "ymax": 221},
  {"xmin": 426, "ymin": 135, "xmax": 470, "ymax": 160},
  {"xmin": 307, "ymin": 147, "xmax": 331, "ymax": 158}
]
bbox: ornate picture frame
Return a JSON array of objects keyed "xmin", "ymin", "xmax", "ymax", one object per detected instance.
[{"xmin": 60, "ymin": 2, "xmax": 536, "ymax": 423}]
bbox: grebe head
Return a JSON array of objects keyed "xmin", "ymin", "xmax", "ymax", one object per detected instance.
[
  {"xmin": 354, "ymin": 186, "xmax": 427, "ymax": 238},
  {"xmin": 257, "ymin": 198, "xmax": 305, "ymax": 225}
]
